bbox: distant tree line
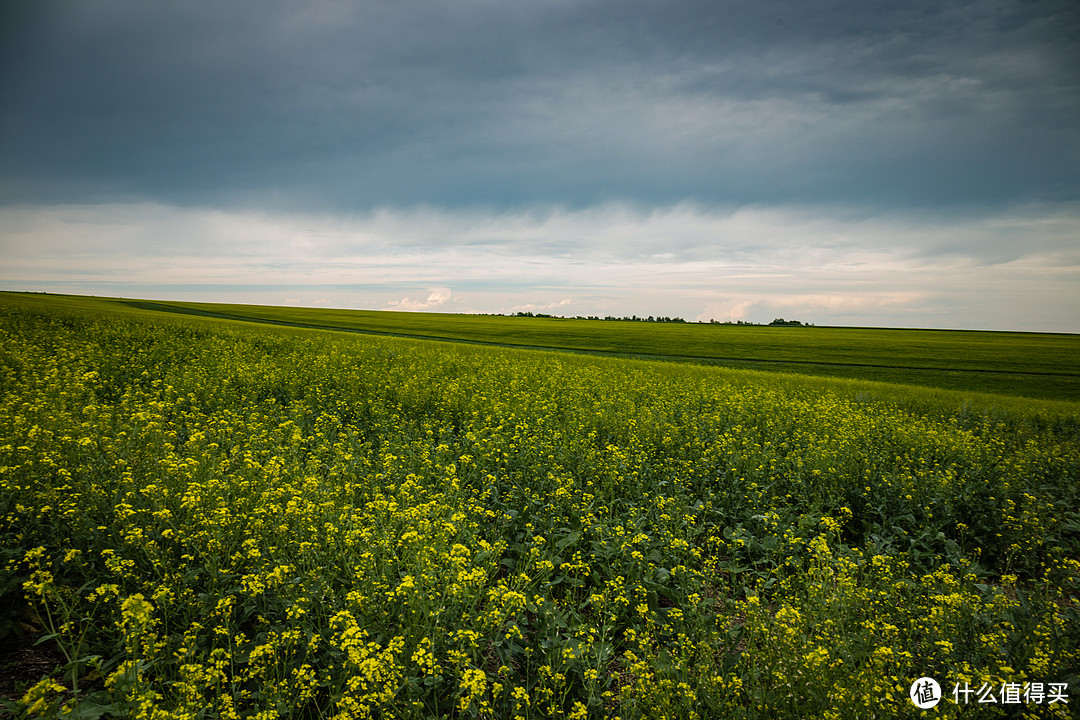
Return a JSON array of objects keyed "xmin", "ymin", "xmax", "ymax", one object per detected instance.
[
  {"xmin": 704, "ymin": 318, "xmax": 810, "ymax": 326},
  {"xmin": 506, "ymin": 311, "xmax": 811, "ymax": 326},
  {"xmin": 514, "ymin": 312, "xmax": 689, "ymax": 323}
]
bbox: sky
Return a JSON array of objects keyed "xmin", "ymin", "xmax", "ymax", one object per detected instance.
[{"xmin": 1, "ymin": 0, "xmax": 1078, "ymax": 331}]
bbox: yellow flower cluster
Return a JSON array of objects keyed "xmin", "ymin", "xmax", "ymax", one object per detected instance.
[{"xmin": 2, "ymin": 296, "xmax": 1078, "ymax": 719}]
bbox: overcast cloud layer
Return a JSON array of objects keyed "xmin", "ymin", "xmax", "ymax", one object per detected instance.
[{"xmin": 1, "ymin": 1, "xmax": 1078, "ymax": 330}]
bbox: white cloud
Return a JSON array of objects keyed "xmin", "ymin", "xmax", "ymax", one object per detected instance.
[
  {"xmin": 385, "ymin": 288, "xmax": 454, "ymax": 312},
  {"xmin": 507, "ymin": 298, "xmax": 572, "ymax": 314},
  {"xmin": 1, "ymin": 200, "xmax": 1078, "ymax": 331},
  {"xmin": 696, "ymin": 299, "xmax": 755, "ymax": 323}
]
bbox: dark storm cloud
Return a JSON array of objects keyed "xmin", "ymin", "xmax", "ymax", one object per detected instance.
[{"xmin": 1, "ymin": 0, "xmax": 1077, "ymax": 211}]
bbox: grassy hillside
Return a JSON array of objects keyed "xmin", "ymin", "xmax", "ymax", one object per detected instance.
[
  {"xmin": 1, "ymin": 292, "xmax": 1078, "ymax": 717},
  {"xmin": 4, "ymin": 291, "xmax": 1079, "ymax": 401}
]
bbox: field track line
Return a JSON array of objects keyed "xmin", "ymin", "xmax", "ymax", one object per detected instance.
[{"xmin": 121, "ymin": 300, "xmax": 1080, "ymax": 380}]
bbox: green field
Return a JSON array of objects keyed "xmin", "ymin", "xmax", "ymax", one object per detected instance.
[
  {"xmin": 1, "ymin": 292, "xmax": 1079, "ymax": 718},
  {"xmin": 6, "ymin": 292, "xmax": 1080, "ymax": 401}
]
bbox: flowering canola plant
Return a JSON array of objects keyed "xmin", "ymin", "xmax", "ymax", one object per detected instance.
[{"xmin": 0, "ymin": 296, "xmax": 1077, "ymax": 718}]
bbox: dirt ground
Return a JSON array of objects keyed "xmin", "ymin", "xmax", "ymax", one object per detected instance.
[{"xmin": 0, "ymin": 633, "xmax": 63, "ymax": 703}]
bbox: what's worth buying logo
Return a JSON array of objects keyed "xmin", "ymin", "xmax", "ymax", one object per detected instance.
[
  {"xmin": 910, "ymin": 677, "xmax": 1070, "ymax": 708},
  {"xmin": 910, "ymin": 677, "xmax": 941, "ymax": 709}
]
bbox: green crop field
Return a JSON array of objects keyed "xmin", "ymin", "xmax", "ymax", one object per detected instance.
[
  {"xmin": 1, "ymin": 292, "xmax": 1078, "ymax": 718},
  {"xmin": 7, "ymin": 292, "xmax": 1080, "ymax": 402}
]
